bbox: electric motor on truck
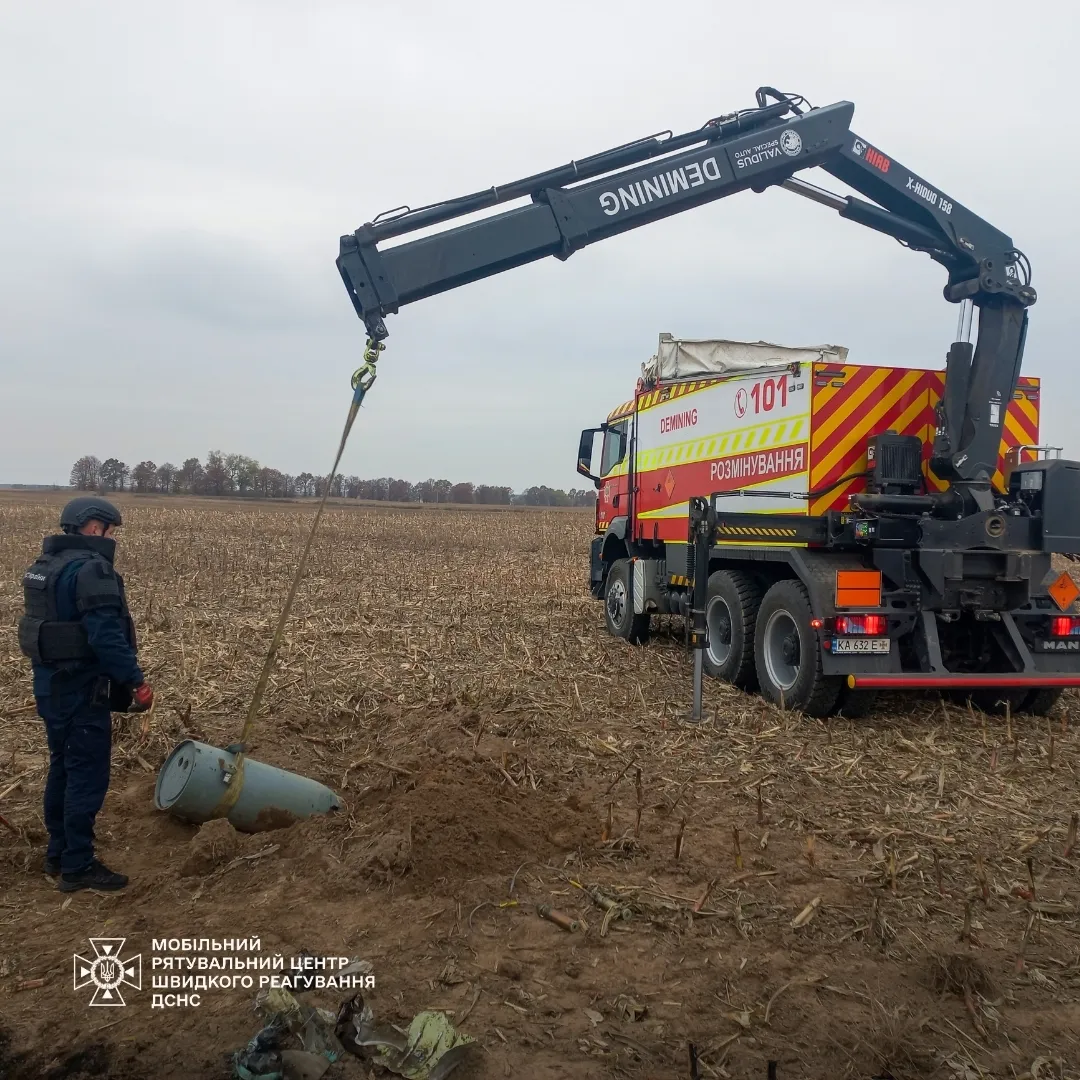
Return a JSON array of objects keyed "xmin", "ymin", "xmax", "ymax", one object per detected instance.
[
  {"xmin": 577, "ymin": 334, "xmax": 1076, "ymax": 717},
  {"xmin": 333, "ymin": 85, "xmax": 1080, "ymax": 716}
]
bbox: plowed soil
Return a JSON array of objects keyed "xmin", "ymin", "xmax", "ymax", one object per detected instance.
[{"xmin": 1, "ymin": 491, "xmax": 1078, "ymax": 1079}]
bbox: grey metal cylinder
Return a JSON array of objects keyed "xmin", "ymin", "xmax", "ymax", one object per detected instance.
[{"xmin": 154, "ymin": 740, "xmax": 343, "ymax": 833}]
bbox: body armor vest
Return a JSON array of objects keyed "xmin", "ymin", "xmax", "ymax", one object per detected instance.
[{"xmin": 18, "ymin": 535, "xmax": 135, "ymax": 668}]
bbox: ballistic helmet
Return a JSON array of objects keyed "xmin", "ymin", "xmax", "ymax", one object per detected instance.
[{"xmin": 60, "ymin": 496, "xmax": 123, "ymax": 534}]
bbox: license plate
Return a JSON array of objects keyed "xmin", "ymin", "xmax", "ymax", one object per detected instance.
[{"xmin": 833, "ymin": 637, "xmax": 890, "ymax": 654}]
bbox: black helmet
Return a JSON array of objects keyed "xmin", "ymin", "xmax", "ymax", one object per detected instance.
[{"xmin": 60, "ymin": 496, "xmax": 123, "ymax": 533}]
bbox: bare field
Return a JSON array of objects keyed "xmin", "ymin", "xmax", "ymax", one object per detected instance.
[{"xmin": 1, "ymin": 493, "xmax": 1078, "ymax": 1079}]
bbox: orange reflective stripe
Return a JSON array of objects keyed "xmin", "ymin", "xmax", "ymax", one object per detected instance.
[
  {"xmin": 836, "ymin": 588, "xmax": 882, "ymax": 608},
  {"xmin": 837, "ymin": 571, "xmax": 880, "ymax": 589}
]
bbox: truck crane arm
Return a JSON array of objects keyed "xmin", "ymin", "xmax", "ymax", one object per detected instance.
[{"xmin": 336, "ymin": 88, "xmax": 1036, "ymax": 509}]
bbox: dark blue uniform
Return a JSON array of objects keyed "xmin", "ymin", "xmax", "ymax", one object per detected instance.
[{"xmin": 22, "ymin": 535, "xmax": 143, "ymax": 874}]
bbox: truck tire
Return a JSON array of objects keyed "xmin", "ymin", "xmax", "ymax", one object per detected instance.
[
  {"xmin": 963, "ymin": 688, "xmax": 1029, "ymax": 716},
  {"xmin": 603, "ymin": 559, "xmax": 650, "ymax": 645},
  {"xmin": 754, "ymin": 580, "xmax": 841, "ymax": 717},
  {"xmin": 1022, "ymin": 687, "xmax": 1064, "ymax": 716},
  {"xmin": 704, "ymin": 569, "xmax": 762, "ymax": 690},
  {"xmin": 832, "ymin": 683, "xmax": 878, "ymax": 719}
]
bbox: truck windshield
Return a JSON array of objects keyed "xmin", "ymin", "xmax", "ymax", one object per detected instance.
[{"xmin": 600, "ymin": 420, "xmax": 628, "ymax": 476}]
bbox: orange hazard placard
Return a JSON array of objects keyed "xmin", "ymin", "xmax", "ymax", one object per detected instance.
[
  {"xmin": 835, "ymin": 569, "xmax": 881, "ymax": 609},
  {"xmin": 1048, "ymin": 571, "xmax": 1080, "ymax": 612}
]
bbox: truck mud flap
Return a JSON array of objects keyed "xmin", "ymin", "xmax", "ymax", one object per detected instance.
[{"xmin": 589, "ymin": 536, "xmax": 605, "ymax": 598}]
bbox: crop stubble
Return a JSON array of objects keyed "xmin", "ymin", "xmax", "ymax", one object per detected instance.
[{"xmin": 0, "ymin": 492, "xmax": 1078, "ymax": 1078}]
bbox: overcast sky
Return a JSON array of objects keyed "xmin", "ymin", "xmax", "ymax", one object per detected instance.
[{"xmin": 2, "ymin": 1, "xmax": 1076, "ymax": 489}]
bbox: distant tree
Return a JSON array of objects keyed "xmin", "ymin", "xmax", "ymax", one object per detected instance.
[
  {"xmin": 475, "ymin": 484, "xmax": 512, "ymax": 505},
  {"xmin": 69, "ymin": 455, "xmax": 102, "ymax": 491},
  {"xmin": 99, "ymin": 457, "xmax": 128, "ymax": 492},
  {"xmin": 224, "ymin": 453, "xmax": 260, "ymax": 494},
  {"xmin": 178, "ymin": 457, "xmax": 204, "ymax": 494},
  {"xmin": 256, "ymin": 467, "xmax": 287, "ymax": 498},
  {"xmin": 257, "ymin": 467, "xmax": 283, "ymax": 498},
  {"xmin": 157, "ymin": 462, "xmax": 176, "ymax": 493},
  {"xmin": 204, "ymin": 451, "xmax": 231, "ymax": 496},
  {"xmin": 131, "ymin": 460, "xmax": 157, "ymax": 493},
  {"xmin": 568, "ymin": 488, "xmax": 597, "ymax": 507},
  {"xmin": 516, "ymin": 485, "xmax": 569, "ymax": 506},
  {"xmin": 78, "ymin": 453, "xmax": 592, "ymax": 506}
]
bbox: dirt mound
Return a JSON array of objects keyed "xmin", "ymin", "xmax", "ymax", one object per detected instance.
[
  {"xmin": 244, "ymin": 754, "xmax": 597, "ymax": 896},
  {"xmin": 358, "ymin": 758, "xmax": 594, "ymax": 889},
  {"xmin": 140, "ymin": 751, "xmax": 598, "ymax": 901},
  {"xmin": 178, "ymin": 817, "xmax": 250, "ymax": 876}
]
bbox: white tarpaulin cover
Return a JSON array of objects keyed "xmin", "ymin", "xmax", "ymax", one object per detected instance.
[{"xmin": 643, "ymin": 333, "xmax": 849, "ymax": 382}]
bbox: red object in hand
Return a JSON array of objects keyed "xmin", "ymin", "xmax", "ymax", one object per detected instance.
[{"xmin": 131, "ymin": 683, "xmax": 154, "ymax": 712}]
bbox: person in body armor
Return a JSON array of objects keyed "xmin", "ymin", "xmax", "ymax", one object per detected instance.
[{"xmin": 18, "ymin": 497, "xmax": 154, "ymax": 892}]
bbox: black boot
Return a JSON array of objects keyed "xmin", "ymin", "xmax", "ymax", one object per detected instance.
[
  {"xmin": 58, "ymin": 859, "xmax": 128, "ymax": 893},
  {"xmin": 43, "ymin": 856, "xmax": 61, "ymax": 877}
]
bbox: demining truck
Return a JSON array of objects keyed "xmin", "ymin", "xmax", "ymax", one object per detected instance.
[{"xmin": 335, "ymin": 86, "xmax": 1080, "ymax": 717}]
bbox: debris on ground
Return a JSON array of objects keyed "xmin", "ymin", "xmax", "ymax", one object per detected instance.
[
  {"xmin": 233, "ymin": 976, "xmax": 472, "ymax": 1080},
  {"xmin": 233, "ymin": 1012, "xmax": 290, "ymax": 1080},
  {"xmin": 335, "ymin": 994, "xmax": 473, "ymax": 1079},
  {"xmin": 233, "ymin": 987, "xmax": 343, "ymax": 1079}
]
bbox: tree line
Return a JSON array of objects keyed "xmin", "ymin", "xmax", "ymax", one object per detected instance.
[{"xmin": 68, "ymin": 453, "xmax": 596, "ymax": 507}]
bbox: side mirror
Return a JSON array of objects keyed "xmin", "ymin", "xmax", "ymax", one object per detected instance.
[{"xmin": 577, "ymin": 427, "xmax": 604, "ymax": 484}]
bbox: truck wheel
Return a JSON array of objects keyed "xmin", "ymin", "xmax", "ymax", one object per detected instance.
[
  {"xmin": 754, "ymin": 580, "xmax": 841, "ymax": 717},
  {"xmin": 1021, "ymin": 687, "xmax": 1064, "ymax": 716},
  {"xmin": 832, "ymin": 684, "xmax": 878, "ymax": 719},
  {"xmin": 603, "ymin": 559, "xmax": 650, "ymax": 645},
  {"xmin": 963, "ymin": 688, "xmax": 1029, "ymax": 716},
  {"xmin": 704, "ymin": 569, "xmax": 762, "ymax": 689}
]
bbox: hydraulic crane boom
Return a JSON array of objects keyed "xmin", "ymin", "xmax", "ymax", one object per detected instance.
[{"xmin": 337, "ymin": 88, "xmax": 1036, "ymax": 511}]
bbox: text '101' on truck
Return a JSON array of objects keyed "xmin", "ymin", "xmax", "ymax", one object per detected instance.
[{"xmin": 335, "ymin": 86, "xmax": 1080, "ymax": 717}]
